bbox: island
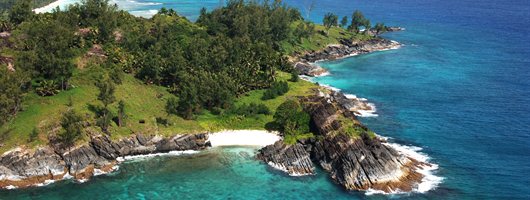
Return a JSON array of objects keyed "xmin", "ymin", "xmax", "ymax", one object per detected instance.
[{"xmin": 1, "ymin": 0, "xmax": 432, "ymax": 194}]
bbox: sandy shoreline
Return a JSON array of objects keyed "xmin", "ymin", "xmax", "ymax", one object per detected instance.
[
  {"xmin": 33, "ymin": 0, "xmax": 68, "ymax": 13},
  {"xmin": 208, "ymin": 130, "xmax": 281, "ymax": 147},
  {"xmin": 1, "ymin": 130, "xmax": 281, "ymax": 190}
]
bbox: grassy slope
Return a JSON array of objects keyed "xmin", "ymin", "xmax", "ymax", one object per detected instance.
[
  {"xmin": 197, "ymin": 72, "xmax": 318, "ymax": 131},
  {"xmin": 0, "ymin": 23, "xmax": 359, "ymax": 154},
  {"xmin": 0, "ymin": 65, "xmax": 204, "ymax": 153},
  {"xmin": 281, "ymin": 22, "xmax": 372, "ymax": 55},
  {"xmin": 0, "ymin": 67, "xmax": 318, "ymax": 153}
]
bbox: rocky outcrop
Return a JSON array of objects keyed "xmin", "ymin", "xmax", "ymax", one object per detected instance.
[
  {"xmin": 301, "ymin": 38, "xmax": 400, "ymax": 63},
  {"xmin": 257, "ymin": 141, "xmax": 314, "ymax": 176},
  {"xmin": 0, "ymin": 133, "xmax": 210, "ymax": 189},
  {"xmin": 258, "ymin": 92, "xmax": 425, "ymax": 193},
  {"xmin": 294, "ymin": 62, "xmax": 328, "ymax": 77},
  {"xmin": 295, "ymin": 37, "xmax": 401, "ymax": 77}
]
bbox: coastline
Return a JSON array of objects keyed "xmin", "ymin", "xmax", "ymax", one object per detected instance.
[
  {"xmin": 1, "ymin": 26, "xmax": 441, "ymax": 195},
  {"xmin": 0, "ymin": 130, "xmax": 278, "ymax": 190},
  {"xmin": 308, "ymin": 39, "xmax": 443, "ymax": 194},
  {"xmin": 294, "ymin": 37, "xmax": 401, "ymax": 118},
  {"xmin": 208, "ymin": 130, "xmax": 281, "ymax": 147},
  {"xmin": 33, "ymin": 0, "xmax": 68, "ymax": 13},
  {"xmin": 294, "ymin": 37, "xmax": 402, "ymax": 77},
  {"xmin": 257, "ymin": 33, "xmax": 442, "ymax": 194}
]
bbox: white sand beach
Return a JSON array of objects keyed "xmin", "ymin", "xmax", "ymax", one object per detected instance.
[{"xmin": 208, "ymin": 130, "xmax": 281, "ymax": 147}]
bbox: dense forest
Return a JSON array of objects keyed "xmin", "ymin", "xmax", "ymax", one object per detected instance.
[{"xmin": 0, "ymin": 0, "xmax": 377, "ymax": 149}]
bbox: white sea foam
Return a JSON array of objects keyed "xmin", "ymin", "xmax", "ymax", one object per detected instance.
[
  {"xmin": 62, "ymin": 173, "xmax": 73, "ymax": 180},
  {"xmin": 355, "ymin": 109, "xmax": 379, "ymax": 117},
  {"xmin": 129, "ymin": 9, "xmax": 159, "ymax": 18},
  {"xmin": 5, "ymin": 185, "xmax": 18, "ymax": 190},
  {"xmin": 34, "ymin": 179, "xmax": 57, "ymax": 187},
  {"xmin": 34, "ymin": 0, "xmax": 162, "ymax": 18},
  {"xmin": 266, "ymin": 162, "xmax": 314, "ymax": 177},
  {"xmin": 319, "ymin": 83, "xmax": 342, "ymax": 92},
  {"xmin": 313, "ymin": 71, "xmax": 331, "ymax": 77},
  {"xmin": 117, "ymin": 150, "xmax": 200, "ymax": 162},
  {"xmin": 364, "ymin": 142, "xmax": 443, "ymax": 195},
  {"xmin": 76, "ymin": 179, "xmax": 88, "ymax": 183},
  {"xmin": 33, "ymin": 0, "xmax": 70, "ymax": 13},
  {"xmin": 208, "ymin": 130, "xmax": 281, "ymax": 147}
]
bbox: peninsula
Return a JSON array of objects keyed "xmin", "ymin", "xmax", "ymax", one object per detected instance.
[{"xmin": 1, "ymin": 0, "xmax": 433, "ymax": 194}]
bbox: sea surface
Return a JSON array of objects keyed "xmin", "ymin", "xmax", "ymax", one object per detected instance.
[{"xmin": 6, "ymin": 0, "xmax": 530, "ymax": 199}]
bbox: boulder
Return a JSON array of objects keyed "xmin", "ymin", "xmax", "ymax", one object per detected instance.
[{"xmin": 257, "ymin": 141, "xmax": 315, "ymax": 176}]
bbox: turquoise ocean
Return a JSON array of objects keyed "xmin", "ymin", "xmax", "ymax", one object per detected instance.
[{"xmin": 3, "ymin": 0, "xmax": 530, "ymax": 199}]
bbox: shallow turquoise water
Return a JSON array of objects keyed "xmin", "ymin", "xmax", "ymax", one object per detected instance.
[
  {"xmin": 0, "ymin": 147, "xmax": 366, "ymax": 200},
  {"xmin": 18, "ymin": 0, "xmax": 530, "ymax": 199}
]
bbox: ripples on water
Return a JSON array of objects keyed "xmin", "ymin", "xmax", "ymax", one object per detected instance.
[{"xmin": 27, "ymin": 0, "xmax": 530, "ymax": 199}]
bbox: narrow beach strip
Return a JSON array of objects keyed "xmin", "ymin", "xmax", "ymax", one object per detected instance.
[{"xmin": 208, "ymin": 130, "xmax": 281, "ymax": 147}]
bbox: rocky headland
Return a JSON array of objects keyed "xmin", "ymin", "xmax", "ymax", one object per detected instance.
[
  {"xmin": 0, "ymin": 133, "xmax": 210, "ymax": 189},
  {"xmin": 257, "ymin": 89, "xmax": 429, "ymax": 193},
  {"xmin": 294, "ymin": 37, "xmax": 401, "ymax": 77}
]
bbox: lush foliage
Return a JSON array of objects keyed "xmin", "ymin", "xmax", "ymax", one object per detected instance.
[
  {"xmin": 95, "ymin": 77, "xmax": 116, "ymax": 133},
  {"xmin": 227, "ymin": 102, "xmax": 270, "ymax": 117},
  {"xmin": 374, "ymin": 22, "xmax": 386, "ymax": 35},
  {"xmin": 340, "ymin": 16, "xmax": 348, "ymax": 28},
  {"xmin": 0, "ymin": 67, "xmax": 28, "ymax": 125},
  {"xmin": 349, "ymin": 10, "xmax": 370, "ymax": 33},
  {"xmin": 272, "ymin": 99, "xmax": 312, "ymax": 144},
  {"xmin": 0, "ymin": 0, "xmax": 380, "ymax": 152},
  {"xmin": 59, "ymin": 108, "xmax": 84, "ymax": 145},
  {"xmin": 322, "ymin": 12, "xmax": 338, "ymax": 34},
  {"xmin": 262, "ymin": 81, "xmax": 289, "ymax": 100}
]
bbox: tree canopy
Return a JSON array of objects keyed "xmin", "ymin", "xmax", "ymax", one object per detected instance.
[{"xmin": 323, "ymin": 12, "xmax": 338, "ymax": 33}]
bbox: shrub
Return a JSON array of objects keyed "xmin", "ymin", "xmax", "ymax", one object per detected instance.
[
  {"xmin": 28, "ymin": 128, "xmax": 39, "ymax": 142},
  {"xmin": 262, "ymin": 81, "xmax": 289, "ymax": 100},
  {"xmin": 156, "ymin": 117, "xmax": 171, "ymax": 127},
  {"xmin": 165, "ymin": 97, "xmax": 179, "ymax": 115},
  {"xmin": 35, "ymin": 80, "xmax": 60, "ymax": 96},
  {"xmin": 290, "ymin": 70, "xmax": 299, "ymax": 82},
  {"xmin": 228, "ymin": 103, "xmax": 270, "ymax": 117},
  {"xmin": 60, "ymin": 109, "xmax": 84, "ymax": 145},
  {"xmin": 273, "ymin": 99, "xmax": 312, "ymax": 144}
]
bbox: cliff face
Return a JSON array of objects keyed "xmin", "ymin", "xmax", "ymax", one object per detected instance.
[
  {"xmin": 258, "ymin": 92, "xmax": 425, "ymax": 193},
  {"xmin": 0, "ymin": 133, "xmax": 210, "ymax": 189},
  {"xmin": 295, "ymin": 38, "xmax": 400, "ymax": 77}
]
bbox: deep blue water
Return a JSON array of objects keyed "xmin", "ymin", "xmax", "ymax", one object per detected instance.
[{"xmin": 8, "ymin": 0, "xmax": 530, "ymax": 199}]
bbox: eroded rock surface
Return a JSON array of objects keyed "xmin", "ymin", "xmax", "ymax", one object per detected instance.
[
  {"xmin": 0, "ymin": 133, "xmax": 210, "ymax": 188},
  {"xmin": 295, "ymin": 38, "xmax": 401, "ymax": 76},
  {"xmin": 257, "ymin": 141, "xmax": 314, "ymax": 176},
  {"xmin": 259, "ymin": 93, "xmax": 424, "ymax": 193}
]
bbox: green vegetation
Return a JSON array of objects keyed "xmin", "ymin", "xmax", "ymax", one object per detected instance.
[
  {"xmin": 0, "ymin": 0, "xmax": 382, "ymax": 152},
  {"xmin": 322, "ymin": 12, "xmax": 338, "ymax": 34},
  {"xmin": 59, "ymin": 108, "xmax": 84, "ymax": 146},
  {"xmin": 0, "ymin": 66, "xmax": 27, "ymax": 126},
  {"xmin": 334, "ymin": 115, "xmax": 376, "ymax": 139},
  {"xmin": 262, "ymin": 81, "xmax": 289, "ymax": 100},
  {"xmin": 196, "ymin": 71, "xmax": 318, "ymax": 131},
  {"xmin": 0, "ymin": 0, "xmax": 56, "ymax": 12},
  {"xmin": 374, "ymin": 22, "xmax": 386, "ymax": 35},
  {"xmin": 95, "ymin": 77, "xmax": 116, "ymax": 133},
  {"xmin": 349, "ymin": 10, "xmax": 371, "ymax": 33},
  {"xmin": 280, "ymin": 21, "xmax": 365, "ymax": 55},
  {"xmin": 340, "ymin": 16, "xmax": 348, "ymax": 28},
  {"xmin": 272, "ymin": 99, "xmax": 313, "ymax": 144},
  {"xmin": 290, "ymin": 70, "xmax": 300, "ymax": 82}
]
